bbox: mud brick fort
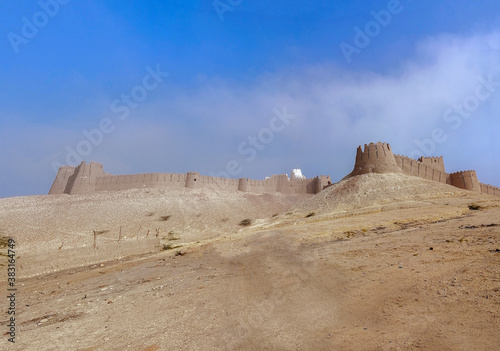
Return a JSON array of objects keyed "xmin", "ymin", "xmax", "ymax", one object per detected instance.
[{"xmin": 49, "ymin": 142, "xmax": 500, "ymax": 197}]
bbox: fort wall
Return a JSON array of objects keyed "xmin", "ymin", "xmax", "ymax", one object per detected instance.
[
  {"xmin": 351, "ymin": 142, "xmax": 497, "ymax": 196},
  {"xmin": 350, "ymin": 142, "xmax": 401, "ymax": 176},
  {"xmin": 237, "ymin": 174, "xmax": 328, "ymax": 194},
  {"xmin": 480, "ymin": 183, "xmax": 500, "ymax": 197},
  {"xmin": 94, "ymin": 172, "xmax": 188, "ymax": 192},
  {"xmin": 418, "ymin": 156, "xmax": 446, "ymax": 173},
  {"xmin": 317, "ymin": 175, "xmax": 333, "ymax": 192},
  {"xmin": 49, "ymin": 162, "xmax": 328, "ymax": 195},
  {"xmin": 66, "ymin": 162, "xmax": 107, "ymax": 194},
  {"xmin": 197, "ymin": 174, "xmax": 240, "ymax": 191},
  {"xmin": 448, "ymin": 170, "xmax": 481, "ymax": 192},
  {"xmin": 394, "ymin": 155, "xmax": 448, "ymax": 184},
  {"xmin": 49, "ymin": 143, "xmax": 499, "ymax": 197},
  {"xmin": 48, "ymin": 166, "xmax": 77, "ymax": 195}
]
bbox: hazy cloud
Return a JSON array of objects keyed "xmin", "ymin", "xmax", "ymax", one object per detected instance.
[{"xmin": 1, "ymin": 31, "xmax": 499, "ymax": 197}]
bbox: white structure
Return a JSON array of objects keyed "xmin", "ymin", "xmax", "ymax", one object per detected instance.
[{"xmin": 290, "ymin": 168, "xmax": 306, "ymax": 180}]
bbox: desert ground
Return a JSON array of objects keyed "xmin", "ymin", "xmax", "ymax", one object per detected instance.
[{"xmin": 1, "ymin": 173, "xmax": 499, "ymax": 350}]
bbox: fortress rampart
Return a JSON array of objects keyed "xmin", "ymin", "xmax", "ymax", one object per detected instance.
[
  {"xmin": 49, "ymin": 142, "xmax": 498, "ymax": 197},
  {"xmin": 350, "ymin": 142, "xmax": 401, "ymax": 176},
  {"xmin": 350, "ymin": 142, "xmax": 499, "ymax": 197},
  {"xmin": 448, "ymin": 170, "xmax": 481, "ymax": 193},
  {"xmin": 49, "ymin": 162, "xmax": 332, "ymax": 196},
  {"xmin": 480, "ymin": 183, "xmax": 500, "ymax": 197},
  {"xmin": 394, "ymin": 155, "xmax": 448, "ymax": 184},
  {"xmin": 95, "ymin": 172, "xmax": 188, "ymax": 192},
  {"xmin": 418, "ymin": 156, "xmax": 446, "ymax": 173},
  {"xmin": 49, "ymin": 162, "xmax": 110, "ymax": 195}
]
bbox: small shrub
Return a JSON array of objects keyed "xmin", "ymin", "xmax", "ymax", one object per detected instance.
[
  {"xmin": 167, "ymin": 231, "xmax": 180, "ymax": 241},
  {"xmin": 163, "ymin": 243, "xmax": 182, "ymax": 251},
  {"xmin": 0, "ymin": 236, "xmax": 9, "ymax": 257},
  {"xmin": 159, "ymin": 215, "xmax": 171, "ymax": 221},
  {"xmin": 345, "ymin": 230, "xmax": 355, "ymax": 238},
  {"xmin": 272, "ymin": 213, "xmax": 278, "ymax": 217},
  {"xmin": 0, "ymin": 236, "xmax": 8, "ymax": 249},
  {"xmin": 94, "ymin": 230, "xmax": 109, "ymax": 235},
  {"xmin": 468, "ymin": 204, "xmax": 481, "ymax": 211},
  {"xmin": 305, "ymin": 212, "xmax": 315, "ymax": 218},
  {"xmin": 239, "ymin": 219, "xmax": 252, "ymax": 226}
]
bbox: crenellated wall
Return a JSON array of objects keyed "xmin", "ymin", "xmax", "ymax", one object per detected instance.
[
  {"xmin": 95, "ymin": 172, "xmax": 188, "ymax": 192},
  {"xmin": 394, "ymin": 155, "xmax": 481, "ymax": 192},
  {"xmin": 196, "ymin": 174, "xmax": 240, "ymax": 191},
  {"xmin": 480, "ymin": 183, "xmax": 500, "ymax": 197},
  {"xmin": 49, "ymin": 162, "xmax": 109, "ymax": 195},
  {"xmin": 394, "ymin": 155, "xmax": 448, "ymax": 184},
  {"xmin": 236, "ymin": 174, "xmax": 330, "ymax": 195},
  {"xmin": 350, "ymin": 142, "xmax": 402, "ymax": 176},
  {"xmin": 449, "ymin": 170, "xmax": 481, "ymax": 192},
  {"xmin": 350, "ymin": 142, "xmax": 498, "ymax": 197},
  {"xmin": 49, "ymin": 143, "xmax": 499, "ymax": 197},
  {"xmin": 49, "ymin": 162, "xmax": 329, "ymax": 195},
  {"xmin": 418, "ymin": 156, "xmax": 446, "ymax": 173},
  {"xmin": 317, "ymin": 175, "xmax": 333, "ymax": 192}
]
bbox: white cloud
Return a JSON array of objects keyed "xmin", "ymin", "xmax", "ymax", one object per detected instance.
[{"xmin": 2, "ymin": 30, "xmax": 499, "ymax": 197}]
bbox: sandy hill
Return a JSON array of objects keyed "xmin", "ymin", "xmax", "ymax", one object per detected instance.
[
  {"xmin": 0, "ymin": 187, "xmax": 308, "ymax": 257},
  {"xmin": 288, "ymin": 172, "xmax": 472, "ymax": 217}
]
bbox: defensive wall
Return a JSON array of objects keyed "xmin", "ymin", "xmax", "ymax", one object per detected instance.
[
  {"xmin": 49, "ymin": 142, "xmax": 498, "ymax": 197},
  {"xmin": 418, "ymin": 156, "xmax": 446, "ymax": 173},
  {"xmin": 393, "ymin": 155, "xmax": 449, "ymax": 184},
  {"xmin": 480, "ymin": 183, "xmax": 500, "ymax": 197},
  {"xmin": 350, "ymin": 142, "xmax": 401, "ymax": 176},
  {"xmin": 351, "ymin": 142, "xmax": 499, "ymax": 196},
  {"xmin": 49, "ymin": 162, "xmax": 332, "ymax": 195}
]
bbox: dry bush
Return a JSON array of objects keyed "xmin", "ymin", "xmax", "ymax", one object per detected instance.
[{"xmin": 239, "ymin": 219, "xmax": 252, "ymax": 226}]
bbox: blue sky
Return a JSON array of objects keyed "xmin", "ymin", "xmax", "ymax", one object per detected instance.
[{"xmin": 1, "ymin": 0, "xmax": 500, "ymax": 198}]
